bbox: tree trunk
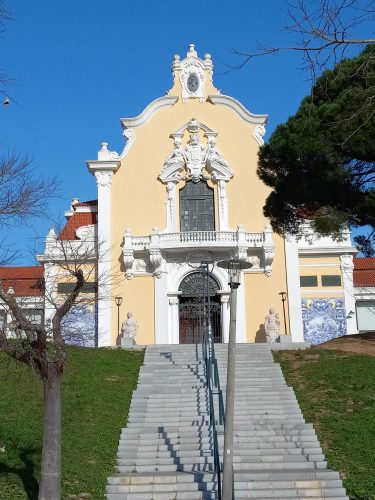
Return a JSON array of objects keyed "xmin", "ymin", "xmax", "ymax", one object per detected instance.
[{"xmin": 38, "ymin": 368, "xmax": 62, "ymax": 500}]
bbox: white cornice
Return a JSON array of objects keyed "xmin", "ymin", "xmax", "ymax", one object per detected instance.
[
  {"xmin": 86, "ymin": 160, "xmax": 120, "ymax": 175},
  {"xmin": 121, "ymin": 95, "xmax": 179, "ymax": 129},
  {"xmin": 298, "ymin": 246, "xmax": 358, "ymax": 256},
  {"xmin": 208, "ymin": 95, "xmax": 268, "ymax": 125}
]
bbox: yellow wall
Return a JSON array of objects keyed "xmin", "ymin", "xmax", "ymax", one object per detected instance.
[
  {"xmin": 110, "ymin": 272, "xmax": 155, "ymax": 345},
  {"xmin": 109, "ymin": 59, "xmax": 285, "ymax": 344},
  {"xmin": 299, "ymin": 254, "xmax": 344, "ymax": 300},
  {"xmin": 244, "ymin": 235, "xmax": 289, "ymax": 342}
]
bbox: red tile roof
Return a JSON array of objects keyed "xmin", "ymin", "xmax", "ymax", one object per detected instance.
[
  {"xmin": 75, "ymin": 200, "xmax": 98, "ymax": 207},
  {"xmin": 58, "ymin": 212, "xmax": 97, "ymax": 240},
  {"xmin": 354, "ymin": 258, "xmax": 375, "ymax": 287},
  {"xmin": 0, "ymin": 266, "xmax": 44, "ymax": 296}
]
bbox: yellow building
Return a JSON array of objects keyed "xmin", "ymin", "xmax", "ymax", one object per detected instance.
[{"xmin": 44, "ymin": 45, "xmax": 359, "ymax": 347}]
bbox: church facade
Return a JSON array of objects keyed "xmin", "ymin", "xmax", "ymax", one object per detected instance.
[{"xmin": 43, "ymin": 45, "xmax": 359, "ymax": 347}]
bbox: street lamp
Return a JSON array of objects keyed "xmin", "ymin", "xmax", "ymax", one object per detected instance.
[
  {"xmin": 217, "ymin": 259, "xmax": 252, "ymax": 499},
  {"xmin": 115, "ymin": 296, "xmax": 123, "ymax": 341},
  {"xmin": 279, "ymin": 292, "xmax": 288, "ymax": 335}
]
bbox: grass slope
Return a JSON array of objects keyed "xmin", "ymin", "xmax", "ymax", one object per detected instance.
[
  {"xmin": 0, "ymin": 347, "xmax": 144, "ymax": 500},
  {"xmin": 274, "ymin": 349, "xmax": 375, "ymax": 500}
]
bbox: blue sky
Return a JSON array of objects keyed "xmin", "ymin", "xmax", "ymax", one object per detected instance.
[{"xmin": 0, "ymin": 1, "xmax": 370, "ymax": 263}]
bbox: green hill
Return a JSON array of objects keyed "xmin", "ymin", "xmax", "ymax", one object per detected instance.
[{"xmin": 0, "ymin": 347, "xmax": 144, "ymax": 500}]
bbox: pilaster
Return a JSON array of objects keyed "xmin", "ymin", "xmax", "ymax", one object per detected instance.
[
  {"xmin": 340, "ymin": 254, "xmax": 357, "ymax": 335},
  {"xmin": 86, "ymin": 154, "xmax": 120, "ymax": 346},
  {"xmin": 285, "ymin": 236, "xmax": 304, "ymax": 342}
]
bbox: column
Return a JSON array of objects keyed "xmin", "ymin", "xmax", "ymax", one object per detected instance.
[
  {"xmin": 220, "ymin": 293, "xmax": 230, "ymax": 343},
  {"xmin": 340, "ymin": 254, "xmax": 357, "ymax": 335},
  {"xmin": 284, "ymin": 236, "xmax": 304, "ymax": 342}
]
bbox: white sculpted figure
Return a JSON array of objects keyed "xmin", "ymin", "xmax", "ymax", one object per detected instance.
[
  {"xmin": 164, "ymin": 139, "xmax": 185, "ymax": 167},
  {"xmin": 264, "ymin": 308, "xmax": 280, "ymax": 343},
  {"xmin": 121, "ymin": 311, "xmax": 138, "ymax": 345},
  {"xmin": 206, "ymin": 138, "xmax": 230, "ymax": 169}
]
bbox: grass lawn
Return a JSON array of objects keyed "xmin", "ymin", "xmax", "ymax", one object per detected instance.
[
  {"xmin": 274, "ymin": 348, "xmax": 375, "ymax": 500},
  {"xmin": 0, "ymin": 346, "xmax": 144, "ymax": 500}
]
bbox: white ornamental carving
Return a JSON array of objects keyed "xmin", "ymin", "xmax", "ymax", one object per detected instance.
[
  {"xmin": 184, "ymin": 133, "xmax": 207, "ymax": 182},
  {"xmin": 173, "ymin": 44, "xmax": 210, "ymax": 103},
  {"xmin": 75, "ymin": 224, "xmax": 96, "ymax": 241},
  {"xmin": 150, "ymin": 249, "xmax": 162, "ymax": 278},
  {"xmin": 247, "ymin": 255, "xmax": 260, "ymax": 268},
  {"xmin": 159, "ymin": 119, "xmax": 233, "ymax": 185},
  {"xmin": 187, "ymin": 250, "xmax": 213, "ymax": 268},
  {"xmin": 264, "ymin": 248, "xmax": 275, "ymax": 277},
  {"xmin": 95, "ymin": 171, "xmax": 113, "ymax": 188},
  {"xmin": 340, "ymin": 254, "xmax": 354, "ymax": 271},
  {"xmin": 123, "ymin": 249, "xmax": 135, "ymax": 279},
  {"xmin": 253, "ymin": 124, "xmax": 267, "ymax": 146}
]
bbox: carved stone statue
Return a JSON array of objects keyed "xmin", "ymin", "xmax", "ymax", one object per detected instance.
[
  {"xmin": 206, "ymin": 138, "xmax": 230, "ymax": 169},
  {"xmin": 121, "ymin": 311, "xmax": 138, "ymax": 346},
  {"xmin": 164, "ymin": 139, "xmax": 185, "ymax": 167},
  {"xmin": 264, "ymin": 308, "xmax": 280, "ymax": 343}
]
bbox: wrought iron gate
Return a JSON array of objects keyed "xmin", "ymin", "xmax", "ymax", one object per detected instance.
[{"xmin": 179, "ymin": 297, "xmax": 221, "ymax": 344}]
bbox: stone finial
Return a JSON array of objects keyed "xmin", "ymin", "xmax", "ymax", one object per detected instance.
[
  {"xmin": 46, "ymin": 227, "xmax": 56, "ymax": 240},
  {"xmin": 187, "ymin": 44, "xmax": 197, "ymax": 58}
]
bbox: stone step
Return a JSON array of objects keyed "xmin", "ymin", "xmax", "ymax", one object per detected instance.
[
  {"xmin": 119, "ymin": 450, "xmax": 325, "ymax": 461},
  {"xmin": 119, "ymin": 441, "xmax": 322, "ymax": 453},
  {"xmin": 107, "ymin": 492, "xmax": 215, "ymax": 499}
]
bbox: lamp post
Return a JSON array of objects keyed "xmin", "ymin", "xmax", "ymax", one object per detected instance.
[
  {"xmin": 115, "ymin": 296, "xmax": 123, "ymax": 341},
  {"xmin": 279, "ymin": 291, "xmax": 288, "ymax": 335},
  {"xmin": 217, "ymin": 259, "xmax": 252, "ymax": 499},
  {"xmin": 201, "ymin": 260, "xmax": 215, "ymax": 346}
]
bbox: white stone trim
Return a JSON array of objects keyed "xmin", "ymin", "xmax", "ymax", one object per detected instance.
[
  {"xmin": 208, "ymin": 95, "xmax": 268, "ymax": 125},
  {"xmin": 236, "ymin": 275, "xmax": 247, "ymax": 342},
  {"xmin": 155, "ymin": 272, "xmax": 169, "ymax": 344},
  {"xmin": 299, "ymin": 247, "xmax": 358, "ymax": 255},
  {"xmin": 301, "ymin": 289, "xmax": 345, "ymax": 294},
  {"xmin": 166, "ymin": 182, "xmax": 177, "ymax": 232},
  {"xmin": 354, "ymin": 286, "xmax": 375, "ymax": 300},
  {"xmin": 285, "ymin": 236, "xmax": 304, "ymax": 341},
  {"xmin": 121, "ymin": 96, "xmax": 178, "ymax": 129},
  {"xmin": 340, "ymin": 255, "xmax": 358, "ymax": 335},
  {"xmin": 299, "ymin": 263, "xmax": 341, "ymax": 267},
  {"xmin": 217, "ymin": 180, "xmax": 229, "ymax": 231},
  {"xmin": 86, "ymin": 160, "xmax": 119, "ymax": 347}
]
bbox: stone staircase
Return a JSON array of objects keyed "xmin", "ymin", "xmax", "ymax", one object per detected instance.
[{"xmin": 107, "ymin": 344, "xmax": 348, "ymax": 499}]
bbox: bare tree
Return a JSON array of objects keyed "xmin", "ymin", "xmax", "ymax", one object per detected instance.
[
  {"xmin": 0, "ymin": 152, "xmax": 57, "ymax": 224},
  {"xmin": 0, "ymin": 230, "xmax": 104, "ymax": 500},
  {"xmin": 232, "ymin": 0, "xmax": 375, "ymax": 79}
]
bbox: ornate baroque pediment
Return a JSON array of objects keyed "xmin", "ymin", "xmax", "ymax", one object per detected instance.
[{"xmin": 158, "ymin": 118, "xmax": 234, "ymax": 184}]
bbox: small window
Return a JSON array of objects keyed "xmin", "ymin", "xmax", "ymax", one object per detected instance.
[
  {"xmin": 322, "ymin": 275, "xmax": 341, "ymax": 287},
  {"xmin": 58, "ymin": 282, "xmax": 97, "ymax": 294},
  {"xmin": 300, "ymin": 275, "xmax": 318, "ymax": 287},
  {"xmin": 22, "ymin": 309, "xmax": 44, "ymax": 325}
]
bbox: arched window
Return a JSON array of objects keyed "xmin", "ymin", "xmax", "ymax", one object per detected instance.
[
  {"xmin": 179, "ymin": 180, "xmax": 215, "ymax": 232},
  {"xmin": 179, "ymin": 271, "xmax": 219, "ymax": 297}
]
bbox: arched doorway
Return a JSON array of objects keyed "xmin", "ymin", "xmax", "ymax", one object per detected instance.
[{"xmin": 178, "ymin": 271, "xmax": 222, "ymax": 344}]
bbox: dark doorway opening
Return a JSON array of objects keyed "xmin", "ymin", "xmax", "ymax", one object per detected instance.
[{"xmin": 178, "ymin": 271, "xmax": 222, "ymax": 344}]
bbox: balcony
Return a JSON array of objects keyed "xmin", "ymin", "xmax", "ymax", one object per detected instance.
[{"xmin": 122, "ymin": 225, "xmax": 275, "ymax": 279}]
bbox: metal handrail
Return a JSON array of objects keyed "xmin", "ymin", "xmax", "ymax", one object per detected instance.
[{"xmin": 200, "ymin": 263, "xmax": 225, "ymax": 500}]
